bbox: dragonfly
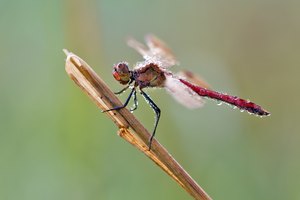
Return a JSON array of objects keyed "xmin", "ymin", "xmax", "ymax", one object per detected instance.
[{"xmin": 103, "ymin": 34, "xmax": 270, "ymax": 149}]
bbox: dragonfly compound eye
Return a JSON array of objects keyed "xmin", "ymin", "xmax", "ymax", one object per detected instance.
[{"xmin": 112, "ymin": 62, "xmax": 130, "ymax": 85}]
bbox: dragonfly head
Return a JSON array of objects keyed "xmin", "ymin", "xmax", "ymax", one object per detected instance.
[{"xmin": 113, "ymin": 62, "xmax": 131, "ymax": 85}]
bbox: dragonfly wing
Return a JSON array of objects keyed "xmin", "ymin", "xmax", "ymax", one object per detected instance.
[
  {"xmin": 127, "ymin": 38, "xmax": 154, "ymax": 70},
  {"xmin": 176, "ymin": 70, "xmax": 211, "ymax": 89},
  {"xmin": 164, "ymin": 74, "xmax": 205, "ymax": 109},
  {"xmin": 127, "ymin": 37, "xmax": 149, "ymax": 57},
  {"xmin": 127, "ymin": 35, "xmax": 178, "ymax": 69},
  {"xmin": 145, "ymin": 34, "xmax": 178, "ymax": 68}
]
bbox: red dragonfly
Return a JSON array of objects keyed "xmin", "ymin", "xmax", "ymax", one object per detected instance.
[{"xmin": 104, "ymin": 35, "xmax": 270, "ymax": 149}]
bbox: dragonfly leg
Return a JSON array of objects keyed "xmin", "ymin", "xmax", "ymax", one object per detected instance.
[
  {"xmin": 102, "ymin": 87, "xmax": 136, "ymax": 112},
  {"xmin": 114, "ymin": 80, "xmax": 134, "ymax": 95},
  {"xmin": 130, "ymin": 89, "xmax": 138, "ymax": 112},
  {"xmin": 114, "ymin": 85, "xmax": 130, "ymax": 95},
  {"xmin": 140, "ymin": 90, "xmax": 161, "ymax": 150}
]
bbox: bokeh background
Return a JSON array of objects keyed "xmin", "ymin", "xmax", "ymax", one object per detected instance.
[{"xmin": 1, "ymin": 1, "xmax": 299, "ymax": 199}]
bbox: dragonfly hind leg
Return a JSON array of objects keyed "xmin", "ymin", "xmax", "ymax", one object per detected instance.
[{"xmin": 140, "ymin": 90, "xmax": 161, "ymax": 150}]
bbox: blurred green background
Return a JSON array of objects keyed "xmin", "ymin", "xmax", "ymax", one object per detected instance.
[{"xmin": 1, "ymin": 0, "xmax": 299, "ymax": 199}]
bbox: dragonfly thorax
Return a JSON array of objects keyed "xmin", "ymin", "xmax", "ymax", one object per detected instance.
[
  {"xmin": 133, "ymin": 63, "xmax": 166, "ymax": 89},
  {"xmin": 113, "ymin": 62, "xmax": 132, "ymax": 85}
]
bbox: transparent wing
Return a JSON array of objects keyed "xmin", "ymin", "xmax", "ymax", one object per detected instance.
[
  {"xmin": 127, "ymin": 37, "xmax": 148, "ymax": 58},
  {"xmin": 164, "ymin": 74, "xmax": 205, "ymax": 109},
  {"xmin": 144, "ymin": 34, "xmax": 178, "ymax": 68},
  {"xmin": 127, "ymin": 34, "xmax": 178, "ymax": 69},
  {"xmin": 176, "ymin": 70, "xmax": 211, "ymax": 89}
]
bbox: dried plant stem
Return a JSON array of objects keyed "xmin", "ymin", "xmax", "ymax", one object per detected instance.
[{"xmin": 64, "ymin": 49, "xmax": 212, "ymax": 200}]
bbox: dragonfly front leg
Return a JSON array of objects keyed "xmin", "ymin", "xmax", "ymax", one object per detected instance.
[
  {"xmin": 114, "ymin": 85, "xmax": 130, "ymax": 95},
  {"xmin": 114, "ymin": 80, "xmax": 134, "ymax": 95},
  {"xmin": 103, "ymin": 87, "xmax": 136, "ymax": 112},
  {"xmin": 140, "ymin": 90, "xmax": 161, "ymax": 150}
]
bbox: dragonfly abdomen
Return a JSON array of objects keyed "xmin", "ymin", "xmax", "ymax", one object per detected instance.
[{"xmin": 179, "ymin": 79, "xmax": 270, "ymax": 116}]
